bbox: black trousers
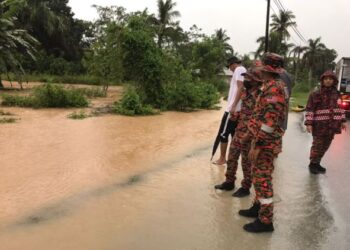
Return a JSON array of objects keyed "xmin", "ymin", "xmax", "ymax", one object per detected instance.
[{"xmin": 218, "ymin": 112, "xmax": 237, "ymax": 143}]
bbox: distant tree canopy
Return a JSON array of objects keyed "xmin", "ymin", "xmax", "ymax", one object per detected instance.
[
  {"xmin": 83, "ymin": 2, "xmax": 232, "ymax": 109},
  {"xmin": 1, "ymin": 0, "xmax": 339, "ymax": 100},
  {"xmin": 0, "ymin": 0, "xmax": 89, "ymax": 76},
  {"xmin": 255, "ymin": 9, "xmax": 338, "ymax": 87},
  {"xmin": 0, "ymin": 0, "xmax": 38, "ymax": 88},
  {"xmin": 1, "ymin": 0, "xmax": 233, "ymax": 111},
  {"xmin": 16, "ymin": 0, "xmax": 86, "ymax": 61}
]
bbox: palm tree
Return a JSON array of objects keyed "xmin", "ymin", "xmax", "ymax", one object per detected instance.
[
  {"xmin": 214, "ymin": 28, "xmax": 233, "ymax": 54},
  {"xmin": 255, "ymin": 32, "xmax": 292, "ymax": 58},
  {"xmin": 0, "ymin": 0, "xmax": 38, "ymax": 89},
  {"xmin": 156, "ymin": 0, "xmax": 180, "ymax": 48},
  {"xmin": 270, "ymin": 10, "xmax": 296, "ymax": 44},
  {"xmin": 289, "ymin": 44, "xmax": 307, "ymax": 79},
  {"xmin": 12, "ymin": 0, "xmax": 72, "ymax": 59},
  {"xmin": 23, "ymin": 0, "xmax": 67, "ymax": 35},
  {"xmin": 318, "ymin": 48, "xmax": 337, "ymax": 75},
  {"xmin": 254, "ymin": 36, "xmax": 265, "ymax": 59},
  {"xmin": 303, "ymin": 37, "xmax": 326, "ymax": 86}
]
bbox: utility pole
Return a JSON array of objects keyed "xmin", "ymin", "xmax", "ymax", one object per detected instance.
[{"xmin": 265, "ymin": 0, "xmax": 271, "ymax": 52}]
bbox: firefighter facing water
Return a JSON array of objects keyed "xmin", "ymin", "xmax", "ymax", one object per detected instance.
[
  {"xmin": 214, "ymin": 68, "xmax": 263, "ymax": 197},
  {"xmin": 239, "ymin": 63, "xmax": 287, "ymax": 233}
]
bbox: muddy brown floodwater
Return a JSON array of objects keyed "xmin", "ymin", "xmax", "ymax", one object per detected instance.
[{"xmin": 0, "ymin": 83, "xmax": 349, "ymax": 250}]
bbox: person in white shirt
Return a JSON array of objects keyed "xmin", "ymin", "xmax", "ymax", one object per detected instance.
[{"xmin": 213, "ymin": 56, "xmax": 246, "ymax": 166}]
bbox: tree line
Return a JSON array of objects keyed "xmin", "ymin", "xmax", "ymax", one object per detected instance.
[
  {"xmin": 0, "ymin": 0, "xmax": 338, "ymax": 112},
  {"xmin": 255, "ymin": 10, "xmax": 337, "ymax": 88}
]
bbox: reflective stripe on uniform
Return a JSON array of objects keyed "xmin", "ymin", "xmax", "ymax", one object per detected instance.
[
  {"xmin": 259, "ymin": 198, "xmax": 273, "ymax": 205},
  {"xmin": 261, "ymin": 124, "xmax": 274, "ymax": 133},
  {"xmin": 314, "ymin": 116, "xmax": 344, "ymax": 121},
  {"xmin": 314, "ymin": 109, "xmax": 344, "ymax": 115}
]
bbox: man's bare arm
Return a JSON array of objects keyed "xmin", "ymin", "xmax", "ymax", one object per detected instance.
[{"xmin": 230, "ymin": 80, "xmax": 244, "ymax": 113}]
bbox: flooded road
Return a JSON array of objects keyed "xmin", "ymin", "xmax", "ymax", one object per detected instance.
[{"xmin": 0, "ymin": 102, "xmax": 349, "ymax": 250}]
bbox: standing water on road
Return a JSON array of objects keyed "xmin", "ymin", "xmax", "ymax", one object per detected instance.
[{"xmin": 0, "ymin": 105, "xmax": 349, "ymax": 250}]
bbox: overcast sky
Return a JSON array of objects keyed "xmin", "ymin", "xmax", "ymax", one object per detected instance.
[{"xmin": 68, "ymin": 0, "xmax": 350, "ymax": 61}]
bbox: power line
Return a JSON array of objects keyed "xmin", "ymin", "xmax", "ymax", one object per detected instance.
[
  {"xmin": 271, "ymin": 0, "xmax": 307, "ymax": 44},
  {"xmin": 275, "ymin": 0, "xmax": 308, "ymax": 43},
  {"xmin": 274, "ymin": 0, "xmax": 284, "ymax": 12},
  {"xmin": 270, "ymin": 4, "xmax": 299, "ymax": 45},
  {"xmin": 276, "ymin": 0, "xmax": 286, "ymax": 11},
  {"xmin": 271, "ymin": 0, "xmax": 305, "ymax": 43}
]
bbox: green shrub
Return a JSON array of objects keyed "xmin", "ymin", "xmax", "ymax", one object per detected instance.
[
  {"xmin": 48, "ymin": 75, "xmax": 102, "ymax": 85},
  {"xmin": 164, "ymin": 82, "xmax": 220, "ymax": 111},
  {"xmin": 33, "ymin": 54, "xmax": 86, "ymax": 75},
  {"xmin": 196, "ymin": 83, "xmax": 220, "ymax": 109},
  {"xmin": 291, "ymin": 91, "xmax": 310, "ymax": 107},
  {"xmin": 2, "ymin": 95, "xmax": 34, "ymax": 107},
  {"xmin": 113, "ymin": 87, "xmax": 157, "ymax": 116},
  {"xmin": 32, "ymin": 84, "xmax": 88, "ymax": 108},
  {"xmin": 214, "ymin": 78, "xmax": 229, "ymax": 94},
  {"xmin": 164, "ymin": 83, "xmax": 201, "ymax": 111},
  {"xmin": 1, "ymin": 84, "xmax": 89, "ymax": 108},
  {"xmin": 293, "ymin": 82, "xmax": 311, "ymax": 93}
]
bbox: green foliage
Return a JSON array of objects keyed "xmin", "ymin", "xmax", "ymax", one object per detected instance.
[
  {"xmin": 196, "ymin": 83, "xmax": 221, "ymax": 109},
  {"xmin": 164, "ymin": 82, "xmax": 201, "ymax": 111},
  {"xmin": 113, "ymin": 87, "xmax": 158, "ymax": 116},
  {"xmin": 2, "ymin": 94, "xmax": 34, "ymax": 107},
  {"xmin": 0, "ymin": 0, "xmax": 38, "ymax": 87},
  {"xmin": 2, "ymin": 84, "xmax": 89, "ymax": 108},
  {"xmin": 191, "ymin": 37, "xmax": 227, "ymax": 80},
  {"xmin": 212, "ymin": 78, "xmax": 229, "ymax": 94},
  {"xmin": 164, "ymin": 82, "xmax": 220, "ymax": 111},
  {"xmin": 1, "ymin": 2, "xmax": 243, "ymax": 115},
  {"xmin": 17, "ymin": 0, "xmax": 86, "ymax": 62},
  {"xmin": 156, "ymin": 0, "xmax": 181, "ymax": 47},
  {"xmin": 292, "ymin": 81, "xmax": 312, "ymax": 93},
  {"xmin": 84, "ymin": 5, "xmax": 130, "ymax": 85},
  {"xmin": 85, "ymin": 23, "xmax": 123, "ymax": 83},
  {"xmin": 32, "ymin": 84, "xmax": 88, "ymax": 108},
  {"xmin": 121, "ymin": 14, "xmax": 165, "ymax": 107},
  {"xmin": 255, "ymin": 9, "xmax": 338, "ymax": 84},
  {"xmin": 291, "ymin": 91, "xmax": 309, "ymax": 107},
  {"xmin": 31, "ymin": 53, "xmax": 85, "ymax": 75}
]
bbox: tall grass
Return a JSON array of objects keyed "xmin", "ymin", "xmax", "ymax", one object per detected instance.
[{"xmin": 2, "ymin": 84, "xmax": 89, "ymax": 108}]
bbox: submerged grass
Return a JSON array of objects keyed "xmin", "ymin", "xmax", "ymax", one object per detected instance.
[
  {"xmin": 0, "ymin": 110, "xmax": 14, "ymax": 116},
  {"xmin": 290, "ymin": 91, "xmax": 309, "ymax": 107},
  {"xmin": 67, "ymin": 110, "xmax": 90, "ymax": 120},
  {"xmin": 0, "ymin": 117, "xmax": 17, "ymax": 123}
]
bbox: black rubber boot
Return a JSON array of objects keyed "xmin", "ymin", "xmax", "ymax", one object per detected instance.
[
  {"xmin": 214, "ymin": 181, "xmax": 235, "ymax": 191},
  {"xmin": 243, "ymin": 218, "xmax": 274, "ymax": 233},
  {"xmin": 239, "ymin": 202, "xmax": 260, "ymax": 218},
  {"xmin": 232, "ymin": 187, "xmax": 250, "ymax": 198},
  {"xmin": 309, "ymin": 163, "xmax": 320, "ymax": 174},
  {"xmin": 316, "ymin": 163, "xmax": 326, "ymax": 174}
]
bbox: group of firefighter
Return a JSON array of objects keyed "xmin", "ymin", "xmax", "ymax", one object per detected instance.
[{"xmin": 212, "ymin": 52, "xmax": 347, "ymax": 233}]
